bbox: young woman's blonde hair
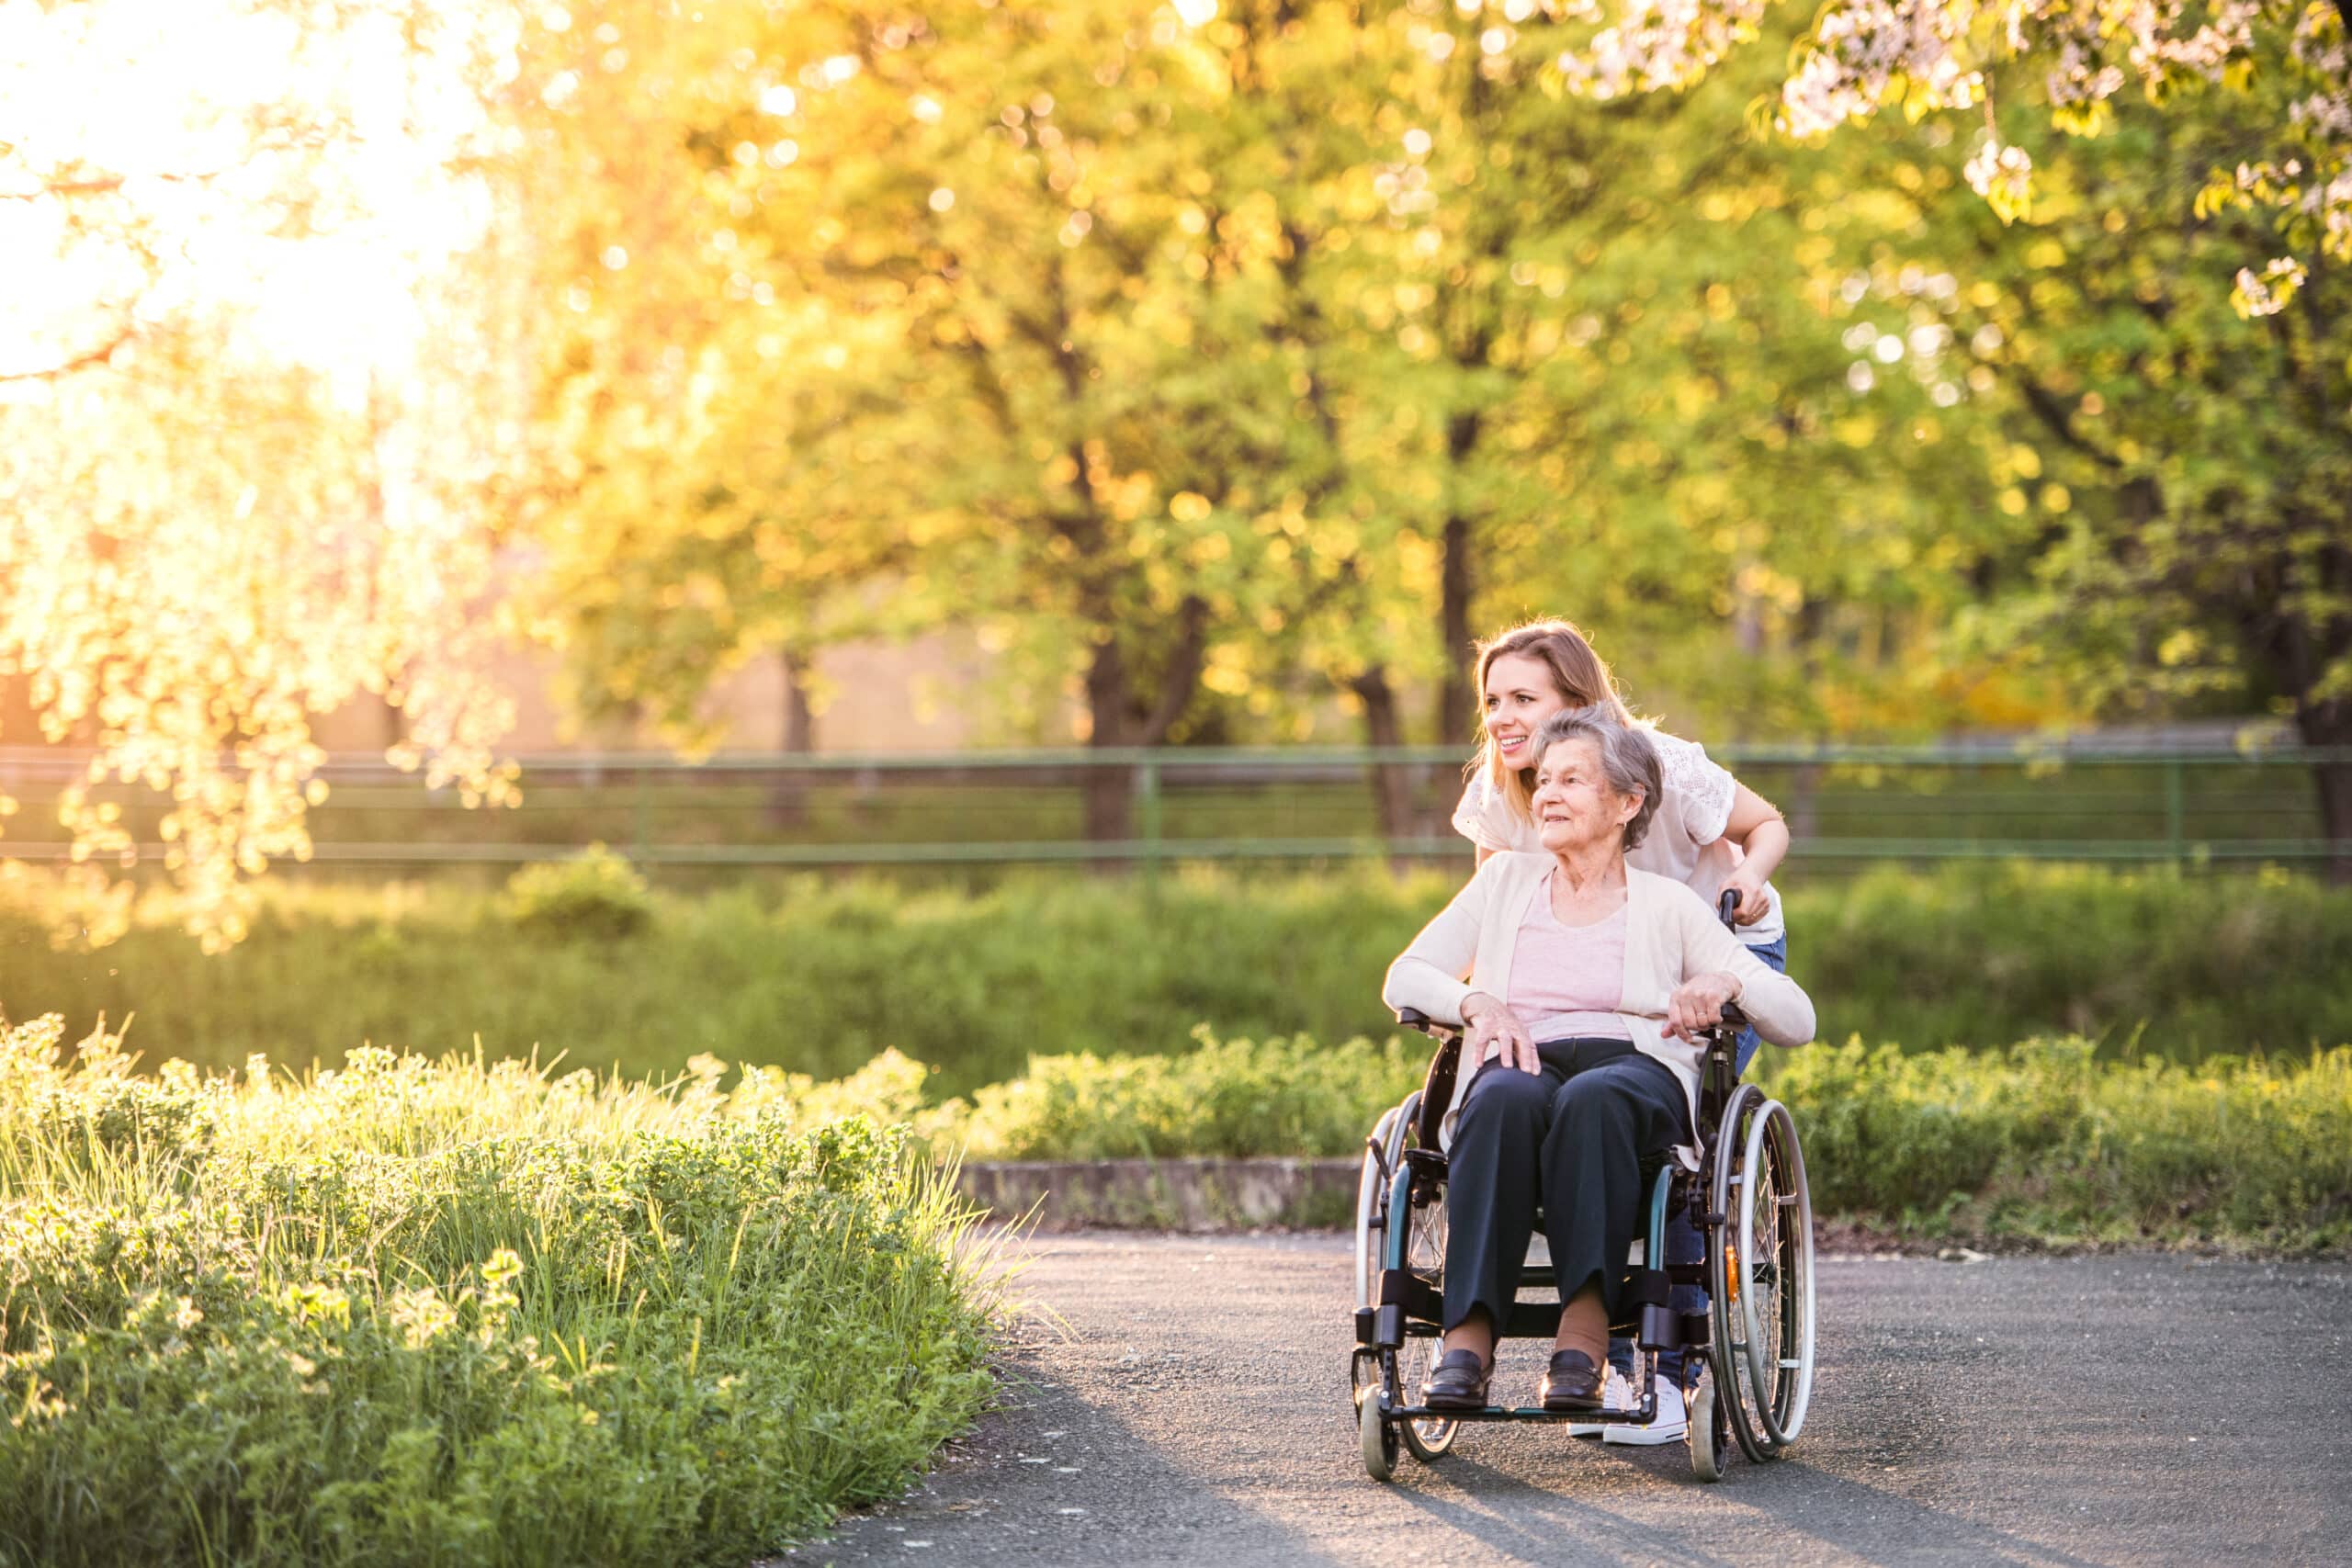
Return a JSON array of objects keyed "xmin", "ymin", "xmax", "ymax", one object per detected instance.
[{"xmin": 1469, "ymin": 618, "xmax": 1639, "ymax": 826}]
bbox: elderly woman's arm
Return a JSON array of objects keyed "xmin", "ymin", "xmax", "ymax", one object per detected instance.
[
  {"xmin": 1671, "ymin": 890, "xmax": 1815, "ymax": 1046},
  {"xmin": 1379, "ymin": 861, "xmax": 1500, "ymax": 1026}
]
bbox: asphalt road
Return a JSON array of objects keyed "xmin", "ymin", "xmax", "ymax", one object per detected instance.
[{"xmin": 788, "ymin": 1232, "xmax": 2352, "ymax": 1567}]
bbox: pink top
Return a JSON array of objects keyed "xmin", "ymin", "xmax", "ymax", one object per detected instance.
[{"xmin": 1505, "ymin": 874, "xmax": 1634, "ymax": 1043}]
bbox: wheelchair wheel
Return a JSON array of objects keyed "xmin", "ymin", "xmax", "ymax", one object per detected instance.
[
  {"xmin": 1686, "ymin": 1364, "xmax": 1726, "ymax": 1483},
  {"xmin": 1354, "ymin": 1093, "xmax": 1418, "ymax": 1312},
  {"xmin": 1394, "ymin": 1187, "xmax": 1458, "ymax": 1461},
  {"xmin": 1734, "ymin": 1099, "xmax": 1815, "ymax": 1450},
  {"xmin": 1706, "ymin": 1084, "xmax": 1775, "ymax": 1464},
  {"xmin": 1360, "ymin": 1382, "xmax": 1398, "ymax": 1482}
]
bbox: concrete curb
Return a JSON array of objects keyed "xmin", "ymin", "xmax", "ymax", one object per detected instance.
[{"xmin": 956, "ymin": 1157, "xmax": 1361, "ymax": 1232}]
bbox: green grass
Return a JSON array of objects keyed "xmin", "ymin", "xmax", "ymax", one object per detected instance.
[
  {"xmin": 0, "ymin": 1016, "xmax": 1001, "ymax": 1568},
  {"xmin": 6, "ymin": 862, "xmax": 2350, "ymax": 1094},
  {"xmin": 28, "ymin": 754, "xmax": 2329, "ymax": 854}
]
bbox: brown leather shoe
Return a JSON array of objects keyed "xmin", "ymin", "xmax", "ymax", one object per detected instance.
[{"xmin": 1540, "ymin": 1348, "xmax": 1604, "ymax": 1412}]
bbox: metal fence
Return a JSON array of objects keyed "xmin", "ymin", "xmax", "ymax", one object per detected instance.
[{"xmin": 1, "ymin": 736, "xmax": 2343, "ymax": 879}]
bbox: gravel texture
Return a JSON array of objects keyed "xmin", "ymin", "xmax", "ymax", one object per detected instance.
[{"xmin": 787, "ymin": 1232, "xmax": 2352, "ymax": 1567}]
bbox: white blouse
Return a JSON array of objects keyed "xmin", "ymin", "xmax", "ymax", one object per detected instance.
[{"xmin": 1451, "ymin": 728, "xmax": 1784, "ymax": 943}]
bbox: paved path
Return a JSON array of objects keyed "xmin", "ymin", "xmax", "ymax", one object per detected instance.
[{"xmin": 794, "ymin": 1233, "xmax": 2352, "ymax": 1567}]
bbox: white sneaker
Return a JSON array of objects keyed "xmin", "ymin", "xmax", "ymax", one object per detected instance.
[
  {"xmin": 1566, "ymin": 1368, "xmax": 1635, "ymax": 1438},
  {"xmin": 1603, "ymin": 1378, "xmax": 1688, "ymax": 1445}
]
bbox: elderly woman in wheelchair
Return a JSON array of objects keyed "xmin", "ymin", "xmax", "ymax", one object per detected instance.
[{"xmin": 1360, "ymin": 706, "xmax": 1818, "ymax": 1481}]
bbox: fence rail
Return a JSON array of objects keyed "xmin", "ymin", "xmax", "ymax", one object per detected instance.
[{"xmin": 1, "ymin": 740, "xmax": 2343, "ymax": 876}]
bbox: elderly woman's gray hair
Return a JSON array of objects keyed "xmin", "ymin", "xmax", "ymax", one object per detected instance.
[{"xmin": 1530, "ymin": 705, "xmax": 1662, "ymax": 851}]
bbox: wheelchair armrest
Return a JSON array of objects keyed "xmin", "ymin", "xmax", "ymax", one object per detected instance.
[{"xmin": 1394, "ymin": 1006, "xmax": 1459, "ymax": 1040}]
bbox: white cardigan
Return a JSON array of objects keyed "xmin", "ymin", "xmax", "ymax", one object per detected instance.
[{"xmin": 1381, "ymin": 854, "xmax": 1816, "ymax": 1163}]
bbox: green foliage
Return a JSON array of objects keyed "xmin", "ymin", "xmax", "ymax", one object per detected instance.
[
  {"xmin": 493, "ymin": 0, "xmax": 2040, "ymax": 772},
  {"xmin": 0, "ymin": 1017, "xmax": 999, "ymax": 1568},
  {"xmin": 928, "ymin": 1025, "xmax": 1427, "ymax": 1161},
  {"xmin": 1761, "ymin": 1038, "xmax": 2352, "ymax": 1250},
  {"xmin": 9, "ymin": 863, "xmax": 2352, "ymax": 1095},
  {"xmin": 503, "ymin": 845, "xmax": 656, "ymax": 941},
  {"xmin": 924, "ymin": 1028, "xmax": 2352, "ymax": 1251},
  {"xmin": 1826, "ymin": 56, "xmax": 2352, "ymax": 825}
]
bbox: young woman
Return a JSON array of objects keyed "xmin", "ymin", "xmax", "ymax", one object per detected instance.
[
  {"xmin": 1453, "ymin": 619, "xmax": 1791, "ymax": 1055},
  {"xmin": 1447, "ymin": 617, "xmax": 1798, "ymax": 1444}
]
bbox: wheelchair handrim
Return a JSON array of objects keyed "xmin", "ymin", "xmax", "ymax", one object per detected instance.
[
  {"xmin": 1706, "ymin": 1084, "xmax": 1776, "ymax": 1464},
  {"xmin": 1737, "ymin": 1099, "xmax": 1815, "ymax": 1449},
  {"xmin": 1354, "ymin": 1104, "xmax": 1400, "ymax": 1313}
]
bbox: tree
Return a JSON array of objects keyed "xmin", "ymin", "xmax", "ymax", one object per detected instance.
[
  {"xmin": 499, "ymin": 0, "xmax": 1389, "ymax": 840},
  {"xmin": 1545, "ymin": 0, "xmax": 2349, "ymax": 318},
  {"xmin": 0, "ymin": 0, "xmax": 520, "ymax": 946},
  {"xmin": 499, "ymin": 0, "xmax": 2042, "ymax": 837},
  {"xmin": 1223, "ymin": 0, "xmax": 2025, "ymax": 752},
  {"xmin": 1816, "ymin": 65, "xmax": 2352, "ymax": 874}
]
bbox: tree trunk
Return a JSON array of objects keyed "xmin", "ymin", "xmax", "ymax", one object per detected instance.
[
  {"xmin": 1434, "ymin": 398, "xmax": 1486, "ymax": 745},
  {"xmin": 1437, "ymin": 510, "xmax": 1476, "ymax": 745},
  {"xmin": 1081, "ymin": 633, "xmax": 1134, "ymax": 848},
  {"xmin": 2296, "ymin": 697, "xmax": 2352, "ymax": 886},
  {"xmin": 1351, "ymin": 665, "xmax": 1414, "ymax": 864},
  {"xmin": 768, "ymin": 648, "xmax": 817, "ymax": 828},
  {"xmin": 1080, "ymin": 594, "xmax": 1209, "ymax": 858}
]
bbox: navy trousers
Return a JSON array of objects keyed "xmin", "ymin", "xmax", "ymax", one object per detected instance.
[
  {"xmin": 1441, "ymin": 1037, "xmax": 1690, "ymax": 1337},
  {"xmin": 1611, "ymin": 932, "xmax": 1792, "ymax": 1390}
]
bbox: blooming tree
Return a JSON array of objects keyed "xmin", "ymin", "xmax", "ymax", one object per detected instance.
[
  {"xmin": 1545, "ymin": 0, "xmax": 2349, "ymax": 315},
  {"xmin": 0, "ymin": 0, "xmax": 518, "ymax": 947}
]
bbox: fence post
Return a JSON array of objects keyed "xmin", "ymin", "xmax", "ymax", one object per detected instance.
[
  {"xmin": 1137, "ymin": 753, "xmax": 1162, "ymax": 907},
  {"xmin": 2165, "ymin": 758, "xmax": 2186, "ymax": 872},
  {"xmin": 632, "ymin": 771, "xmax": 650, "ymax": 864}
]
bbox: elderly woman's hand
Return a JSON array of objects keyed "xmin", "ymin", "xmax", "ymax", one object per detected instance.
[
  {"xmin": 1461, "ymin": 991, "xmax": 1540, "ymax": 1074},
  {"xmin": 1665, "ymin": 971, "xmax": 1743, "ymax": 1043}
]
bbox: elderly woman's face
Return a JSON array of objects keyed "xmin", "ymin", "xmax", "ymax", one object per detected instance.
[{"xmin": 1531, "ymin": 737, "xmax": 1636, "ymax": 855}]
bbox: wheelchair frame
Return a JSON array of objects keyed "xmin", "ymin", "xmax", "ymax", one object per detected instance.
[{"xmin": 1351, "ymin": 900, "xmax": 1816, "ymax": 1483}]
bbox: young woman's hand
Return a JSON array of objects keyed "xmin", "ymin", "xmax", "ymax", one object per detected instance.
[
  {"xmin": 1719, "ymin": 864, "xmax": 1771, "ymax": 926},
  {"xmin": 1461, "ymin": 992, "xmax": 1539, "ymax": 1073},
  {"xmin": 1665, "ymin": 971, "xmax": 1743, "ymax": 1043}
]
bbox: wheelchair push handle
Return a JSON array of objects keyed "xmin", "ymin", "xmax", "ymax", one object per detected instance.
[{"xmin": 1711, "ymin": 891, "xmax": 1752, "ymax": 1035}]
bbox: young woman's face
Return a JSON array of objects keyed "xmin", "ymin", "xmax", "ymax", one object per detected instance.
[
  {"xmin": 1483, "ymin": 652, "xmax": 1569, "ymax": 769},
  {"xmin": 1531, "ymin": 737, "xmax": 1636, "ymax": 855}
]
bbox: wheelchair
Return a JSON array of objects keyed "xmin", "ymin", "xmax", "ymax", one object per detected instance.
[{"xmin": 1350, "ymin": 897, "xmax": 1816, "ymax": 1483}]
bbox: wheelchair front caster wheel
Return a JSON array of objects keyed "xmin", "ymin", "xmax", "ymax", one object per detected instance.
[
  {"xmin": 1361, "ymin": 1391, "xmax": 1398, "ymax": 1483},
  {"xmin": 1688, "ymin": 1369, "xmax": 1726, "ymax": 1483}
]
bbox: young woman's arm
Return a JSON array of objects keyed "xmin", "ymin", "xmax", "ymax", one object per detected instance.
[
  {"xmin": 1474, "ymin": 845, "xmax": 1494, "ymax": 870},
  {"xmin": 1718, "ymin": 783, "xmax": 1789, "ymax": 925}
]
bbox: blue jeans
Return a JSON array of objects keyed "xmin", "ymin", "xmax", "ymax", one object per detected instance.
[{"xmin": 1612, "ymin": 933, "xmax": 1789, "ymax": 1393}]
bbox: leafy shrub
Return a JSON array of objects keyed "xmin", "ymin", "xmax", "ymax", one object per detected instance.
[
  {"xmin": 9, "ymin": 862, "xmax": 2352, "ymax": 1091},
  {"xmin": 927, "ymin": 1026, "xmax": 1424, "ymax": 1160},
  {"xmin": 0, "ymin": 1017, "xmax": 999, "ymax": 1568},
  {"xmin": 1758, "ymin": 1037, "xmax": 2352, "ymax": 1248},
  {"xmin": 503, "ymin": 845, "xmax": 655, "ymax": 940},
  {"xmin": 905, "ymin": 1029, "xmax": 2352, "ymax": 1251}
]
